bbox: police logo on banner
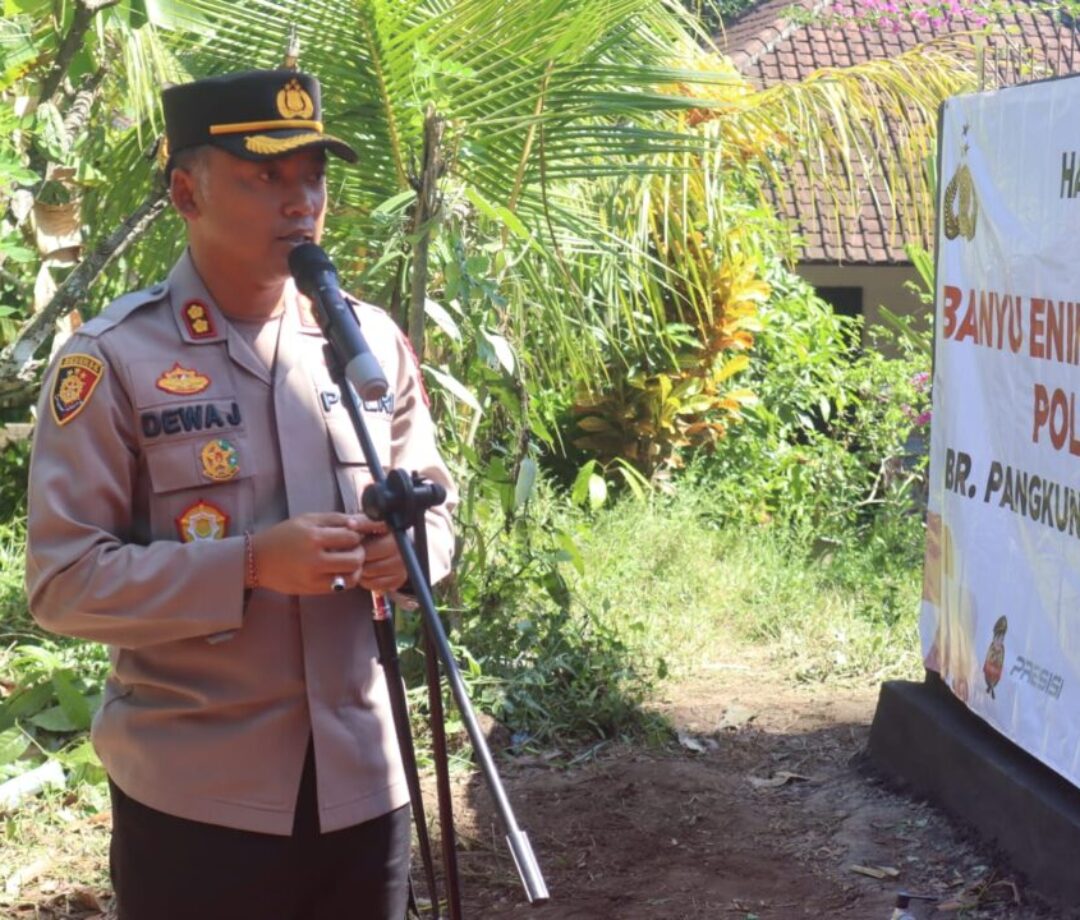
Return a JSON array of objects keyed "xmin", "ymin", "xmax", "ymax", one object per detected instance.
[{"xmin": 51, "ymin": 354, "xmax": 105, "ymax": 426}]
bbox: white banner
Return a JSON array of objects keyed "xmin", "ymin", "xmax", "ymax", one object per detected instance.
[{"xmin": 923, "ymin": 75, "xmax": 1080, "ymax": 787}]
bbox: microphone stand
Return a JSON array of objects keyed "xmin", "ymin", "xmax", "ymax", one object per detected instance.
[{"xmin": 320, "ymin": 328, "xmax": 550, "ymax": 912}]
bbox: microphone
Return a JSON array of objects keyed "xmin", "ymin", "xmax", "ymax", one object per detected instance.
[{"xmin": 288, "ymin": 243, "xmax": 388, "ymax": 401}]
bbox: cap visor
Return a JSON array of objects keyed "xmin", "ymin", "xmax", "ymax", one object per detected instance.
[{"xmin": 214, "ymin": 130, "xmax": 358, "ymax": 164}]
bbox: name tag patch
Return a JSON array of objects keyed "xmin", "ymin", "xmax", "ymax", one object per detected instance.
[
  {"xmin": 141, "ymin": 402, "xmax": 242, "ymax": 438},
  {"xmin": 176, "ymin": 499, "xmax": 229, "ymax": 542},
  {"xmin": 51, "ymin": 353, "xmax": 105, "ymax": 426}
]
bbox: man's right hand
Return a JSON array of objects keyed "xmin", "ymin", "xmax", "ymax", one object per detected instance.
[{"xmin": 250, "ymin": 512, "xmax": 380, "ymax": 595}]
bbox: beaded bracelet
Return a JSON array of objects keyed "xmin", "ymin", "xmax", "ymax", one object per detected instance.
[{"xmin": 243, "ymin": 531, "xmax": 258, "ymax": 589}]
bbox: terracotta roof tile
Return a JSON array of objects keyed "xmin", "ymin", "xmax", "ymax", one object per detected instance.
[{"xmin": 720, "ymin": 0, "xmax": 1080, "ymax": 263}]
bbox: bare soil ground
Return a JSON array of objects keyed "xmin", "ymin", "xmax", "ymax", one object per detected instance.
[
  {"xmin": 455, "ymin": 649, "xmax": 1078, "ymax": 920},
  {"xmin": 6, "ymin": 645, "xmax": 1078, "ymax": 920}
]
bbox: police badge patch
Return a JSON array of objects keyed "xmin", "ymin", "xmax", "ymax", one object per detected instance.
[
  {"xmin": 157, "ymin": 362, "xmax": 211, "ymax": 395},
  {"xmin": 200, "ymin": 438, "xmax": 240, "ymax": 481},
  {"xmin": 176, "ymin": 499, "xmax": 229, "ymax": 542},
  {"xmin": 51, "ymin": 354, "xmax": 105, "ymax": 426}
]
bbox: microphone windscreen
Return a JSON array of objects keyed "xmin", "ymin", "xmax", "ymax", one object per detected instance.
[{"xmin": 287, "ymin": 242, "xmax": 334, "ymax": 291}]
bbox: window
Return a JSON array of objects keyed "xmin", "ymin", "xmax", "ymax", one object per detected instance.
[{"xmin": 815, "ymin": 286, "xmax": 863, "ymax": 320}]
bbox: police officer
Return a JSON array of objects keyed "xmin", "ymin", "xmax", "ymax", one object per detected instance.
[{"xmin": 25, "ymin": 69, "xmax": 456, "ymax": 919}]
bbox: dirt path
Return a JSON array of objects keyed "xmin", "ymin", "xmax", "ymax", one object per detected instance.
[{"xmin": 453, "ymin": 650, "xmax": 1076, "ymax": 919}]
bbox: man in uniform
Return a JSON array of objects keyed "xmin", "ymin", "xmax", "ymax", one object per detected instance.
[{"xmin": 25, "ymin": 69, "xmax": 456, "ymax": 920}]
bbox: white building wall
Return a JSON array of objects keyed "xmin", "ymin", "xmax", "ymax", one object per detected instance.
[{"xmin": 797, "ymin": 264, "xmax": 927, "ymax": 356}]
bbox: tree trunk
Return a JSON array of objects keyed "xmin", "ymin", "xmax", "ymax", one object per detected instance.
[
  {"xmin": 407, "ymin": 107, "xmax": 445, "ymax": 364},
  {"xmin": 0, "ymin": 188, "xmax": 169, "ymax": 405},
  {"xmin": 37, "ymin": 0, "xmax": 121, "ymax": 108}
]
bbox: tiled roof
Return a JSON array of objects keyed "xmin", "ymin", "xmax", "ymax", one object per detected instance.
[{"xmin": 720, "ymin": 0, "xmax": 1080, "ymax": 263}]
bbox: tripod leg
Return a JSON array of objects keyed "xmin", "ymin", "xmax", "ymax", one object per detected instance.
[
  {"xmin": 424, "ymin": 617, "xmax": 463, "ymax": 919},
  {"xmin": 415, "ymin": 522, "xmax": 463, "ymax": 920},
  {"xmin": 373, "ymin": 594, "xmax": 441, "ymax": 919}
]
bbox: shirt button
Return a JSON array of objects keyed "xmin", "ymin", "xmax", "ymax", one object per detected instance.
[{"xmin": 149, "ymin": 284, "xmax": 166, "ymax": 297}]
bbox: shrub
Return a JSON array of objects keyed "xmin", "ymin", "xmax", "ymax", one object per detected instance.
[{"xmin": 693, "ymin": 268, "xmax": 930, "ymax": 537}]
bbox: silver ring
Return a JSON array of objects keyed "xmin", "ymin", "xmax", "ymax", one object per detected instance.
[{"xmin": 331, "ymin": 575, "xmax": 347, "ymax": 592}]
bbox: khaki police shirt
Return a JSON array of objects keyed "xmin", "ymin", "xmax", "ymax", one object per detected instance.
[{"xmin": 25, "ymin": 250, "xmax": 456, "ymax": 835}]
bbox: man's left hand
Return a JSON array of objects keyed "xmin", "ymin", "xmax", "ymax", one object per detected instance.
[{"xmin": 354, "ymin": 528, "xmax": 407, "ymax": 593}]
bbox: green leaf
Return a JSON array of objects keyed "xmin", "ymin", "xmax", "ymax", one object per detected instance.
[
  {"xmin": 588, "ymin": 473, "xmax": 608, "ymax": 510},
  {"xmin": 493, "ymin": 206, "xmax": 529, "ymax": 240},
  {"xmin": 0, "ymin": 727, "xmax": 28, "ymax": 766},
  {"xmin": 0, "ymin": 682, "xmax": 53, "ymax": 727},
  {"xmin": 29, "ymin": 705, "xmax": 79, "ymax": 733},
  {"xmin": 52, "ymin": 670, "xmax": 91, "ymax": 730},
  {"xmin": 0, "ymin": 241, "xmax": 36, "ymax": 262},
  {"xmin": 613, "ymin": 459, "xmax": 649, "ymax": 502},
  {"xmin": 144, "ymin": 0, "xmax": 215, "ymax": 33},
  {"xmin": 0, "ymin": 159, "xmax": 38, "ymax": 184},
  {"xmin": 513, "ymin": 457, "xmax": 537, "ymax": 510},
  {"xmin": 555, "ymin": 531, "xmax": 585, "ymax": 576},
  {"xmin": 423, "ymin": 365, "xmax": 482, "ymax": 413},
  {"xmin": 571, "ymin": 460, "xmax": 598, "ymax": 506},
  {"xmin": 372, "ymin": 189, "xmax": 417, "ymax": 216},
  {"xmin": 481, "ymin": 329, "xmax": 515, "ymax": 374},
  {"xmin": 424, "ymin": 298, "xmax": 461, "ymax": 341}
]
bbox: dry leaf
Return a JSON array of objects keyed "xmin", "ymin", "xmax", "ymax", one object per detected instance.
[
  {"xmin": 69, "ymin": 888, "xmax": 103, "ymax": 911},
  {"xmin": 849, "ymin": 864, "xmax": 900, "ymax": 880},
  {"xmin": 748, "ymin": 771, "xmax": 811, "ymax": 789},
  {"xmin": 677, "ymin": 731, "xmax": 718, "ymax": 753},
  {"xmin": 4, "ymin": 856, "xmax": 52, "ymax": 896},
  {"xmin": 718, "ymin": 705, "xmax": 756, "ymax": 730}
]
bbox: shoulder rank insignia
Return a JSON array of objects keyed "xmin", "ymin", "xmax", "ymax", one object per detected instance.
[
  {"xmin": 176, "ymin": 499, "xmax": 229, "ymax": 542},
  {"xmin": 51, "ymin": 353, "xmax": 105, "ymax": 426},
  {"xmin": 200, "ymin": 438, "xmax": 240, "ymax": 481},
  {"xmin": 183, "ymin": 300, "xmax": 217, "ymax": 339},
  {"xmin": 157, "ymin": 362, "xmax": 211, "ymax": 395}
]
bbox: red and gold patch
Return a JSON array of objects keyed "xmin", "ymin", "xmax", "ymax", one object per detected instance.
[
  {"xmin": 156, "ymin": 362, "xmax": 211, "ymax": 395},
  {"xmin": 200, "ymin": 438, "xmax": 240, "ymax": 481},
  {"xmin": 175, "ymin": 499, "xmax": 229, "ymax": 543},
  {"xmin": 50, "ymin": 353, "xmax": 105, "ymax": 426},
  {"xmin": 183, "ymin": 301, "xmax": 217, "ymax": 339}
]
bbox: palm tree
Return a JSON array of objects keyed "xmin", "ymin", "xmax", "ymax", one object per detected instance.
[
  {"xmin": 1, "ymin": 0, "xmax": 978, "ymax": 428},
  {"xmin": 0, "ymin": 1, "xmax": 182, "ymax": 407}
]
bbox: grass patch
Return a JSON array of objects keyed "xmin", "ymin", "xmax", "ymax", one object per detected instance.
[
  {"xmin": 0, "ymin": 484, "xmax": 929, "ymax": 902},
  {"xmin": 568, "ymin": 484, "xmax": 925, "ymax": 687}
]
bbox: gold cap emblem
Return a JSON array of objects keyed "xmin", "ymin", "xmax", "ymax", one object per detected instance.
[{"xmin": 277, "ymin": 78, "xmax": 315, "ymax": 121}]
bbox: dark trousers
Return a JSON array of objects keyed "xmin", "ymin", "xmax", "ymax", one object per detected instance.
[{"xmin": 108, "ymin": 743, "xmax": 412, "ymax": 920}]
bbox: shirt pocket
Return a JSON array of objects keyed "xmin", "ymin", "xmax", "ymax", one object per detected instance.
[
  {"xmin": 326, "ymin": 415, "xmax": 391, "ymax": 515},
  {"xmin": 144, "ymin": 435, "xmax": 254, "ymax": 543}
]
